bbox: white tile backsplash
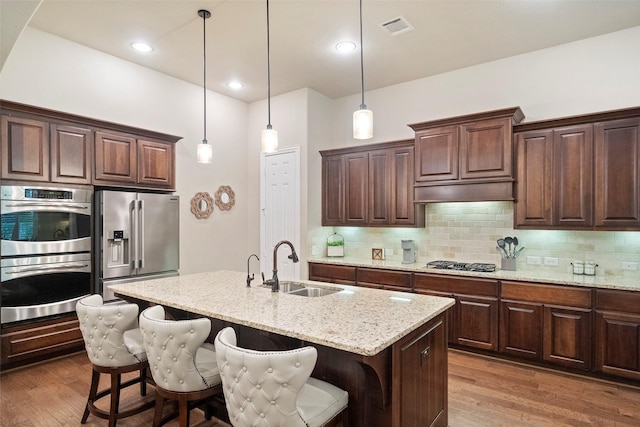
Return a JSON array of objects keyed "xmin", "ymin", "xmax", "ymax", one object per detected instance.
[{"xmin": 309, "ymin": 201, "xmax": 640, "ymax": 279}]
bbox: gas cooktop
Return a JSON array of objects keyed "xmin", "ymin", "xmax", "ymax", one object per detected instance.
[{"xmin": 426, "ymin": 260, "xmax": 496, "ymax": 272}]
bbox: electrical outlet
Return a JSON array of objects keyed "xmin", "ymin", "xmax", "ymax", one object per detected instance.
[
  {"xmin": 527, "ymin": 256, "xmax": 542, "ymax": 265},
  {"xmin": 621, "ymin": 262, "xmax": 638, "ymax": 271},
  {"xmin": 384, "ymin": 248, "xmax": 393, "ymax": 257},
  {"xmin": 544, "ymin": 257, "xmax": 559, "ymax": 266}
]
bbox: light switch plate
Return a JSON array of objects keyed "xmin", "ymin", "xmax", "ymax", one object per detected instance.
[
  {"xmin": 527, "ymin": 256, "xmax": 542, "ymax": 265},
  {"xmin": 384, "ymin": 248, "xmax": 393, "ymax": 256},
  {"xmin": 621, "ymin": 262, "xmax": 638, "ymax": 271},
  {"xmin": 544, "ymin": 257, "xmax": 559, "ymax": 266}
]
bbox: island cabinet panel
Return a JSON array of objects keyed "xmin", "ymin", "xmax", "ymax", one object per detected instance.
[
  {"xmin": 410, "ymin": 107, "xmax": 524, "ymax": 203},
  {"xmin": 594, "ymin": 117, "xmax": 640, "ymax": 229},
  {"xmin": 0, "ymin": 313, "xmax": 84, "ymax": 371},
  {"xmin": 94, "ymin": 129, "xmax": 137, "ymax": 184},
  {"xmin": 500, "ymin": 281, "xmax": 592, "ymax": 369},
  {"xmin": 357, "ymin": 267, "xmax": 413, "ymax": 291},
  {"xmin": 321, "ymin": 154, "xmax": 344, "ymax": 225},
  {"xmin": 415, "ymin": 273, "xmax": 499, "ymax": 351},
  {"xmin": 594, "ymin": 289, "xmax": 640, "ymax": 380},
  {"xmin": 392, "ymin": 315, "xmax": 448, "ymax": 427},
  {"xmin": 1, "ymin": 115, "xmax": 49, "ymax": 181},
  {"xmin": 320, "ymin": 140, "xmax": 424, "ymax": 227},
  {"xmin": 308, "ymin": 262, "xmax": 356, "ymax": 285},
  {"xmin": 50, "ymin": 124, "xmax": 93, "ymax": 184}
]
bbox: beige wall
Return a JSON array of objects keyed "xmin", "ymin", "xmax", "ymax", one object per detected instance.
[{"xmin": 1, "ymin": 27, "xmax": 251, "ymax": 275}]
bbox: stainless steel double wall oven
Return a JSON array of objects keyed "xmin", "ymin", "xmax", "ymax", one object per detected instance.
[{"xmin": 0, "ymin": 185, "xmax": 92, "ymax": 324}]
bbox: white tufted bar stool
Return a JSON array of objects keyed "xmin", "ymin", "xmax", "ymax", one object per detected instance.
[
  {"xmin": 139, "ymin": 305, "xmax": 223, "ymax": 427},
  {"xmin": 76, "ymin": 294, "xmax": 154, "ymax": 427},
  {"xmin": 214, "ymin": 327, "xmax": 349, "ymax": 427}
]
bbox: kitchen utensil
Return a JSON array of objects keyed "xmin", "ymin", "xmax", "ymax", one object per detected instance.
[
  {"xmin": 497, "ymin": 239, "xmax": 508, "ymax": 258},
  {"xmin": 512, "ymin": 237, "xmax": 519, "ymax": 258},
  {"xmin": 504, "ymin": 237, "xmax": 514, "ymax": 258},
  {"xmin": 514, "ymin": 246, "xmax": 525, "ymax": 257}
]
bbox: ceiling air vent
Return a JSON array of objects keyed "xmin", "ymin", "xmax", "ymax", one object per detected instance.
[{"xmin": 379, "ymin": 16, "xmax": 414, "ymax": 36}]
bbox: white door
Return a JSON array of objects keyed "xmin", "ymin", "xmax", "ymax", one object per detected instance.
[{"xmin": 260, "ymin": 147, "xmax": 300, "ymax": 281}]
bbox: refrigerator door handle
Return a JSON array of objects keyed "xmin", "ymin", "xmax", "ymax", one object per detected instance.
[
  {"xmin": 139, "ymin": 199, "xmax": 145, "ymax": 269},
  {"xmin": 131, "ymin": 200, "xmax": 139, "ymax": 273}
]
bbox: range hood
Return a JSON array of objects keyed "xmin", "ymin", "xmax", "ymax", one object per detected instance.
[{"xmin": 408, "ymin": 107, "xmax": 524, "ymax": 204}]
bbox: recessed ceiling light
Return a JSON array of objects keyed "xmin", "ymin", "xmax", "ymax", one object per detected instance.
[
  {"xmin": 131, "ymin": 42, "xmax": 153, "ymax": 53},
  {"xmin": 227, "ymin": 81, "xmax": 244, "ymax": 90},
  {"xmin": 335, "ymin": 41, "xmax": 356, "ymax": 53}
]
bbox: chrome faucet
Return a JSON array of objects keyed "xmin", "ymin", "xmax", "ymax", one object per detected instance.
[
  {"xmin": 264, "ymin": 240, "xmax": 299, "ymax": 292},
  {"xmin": 246, "ymin": 253, "xmax": 260, "ymax": 287}
]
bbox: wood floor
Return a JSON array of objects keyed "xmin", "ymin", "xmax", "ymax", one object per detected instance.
[{"xmin": 1, "ymin": 349, "xmax": 639, "ymax": 426}]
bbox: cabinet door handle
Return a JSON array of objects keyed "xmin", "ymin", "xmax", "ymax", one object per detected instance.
[{"xmin": 421, "ymin": 346, "xmax": 430, "ymax": 366}]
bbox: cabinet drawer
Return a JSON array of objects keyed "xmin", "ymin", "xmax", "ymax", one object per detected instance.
[
  {"xmin": 357, "ymin": 268, "xmax": 413, "ymax": 290},
  {"xmin": 308, "ymin": 263, "xmax": 356, "ymax": 284},
  {"xmin": 501, "ymin": 281, "xmax": 591, "ymax": 308},
  {"xmin": 415, "ymin": 273, "xmax": 498, "ymax": 297},
  {"xmin": 595, "ymin": 289, "xmax": 640, "ymax": 314},
  {"xmin": 1, "ymin": 314, "xmax": 84, "ymax": 370}
]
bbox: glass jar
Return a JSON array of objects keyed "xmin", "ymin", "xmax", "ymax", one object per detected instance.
[
  {"xmin": 572, "ymin": 261, "xmax": 584, "ymax": 275},
  {"xmin": 584, "ymin": 261, "xmax": 597, "ymax": 276}
]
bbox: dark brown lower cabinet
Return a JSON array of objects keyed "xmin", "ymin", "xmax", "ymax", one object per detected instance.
[
  {"xmin": 594, "ymin": 289, "xmax": 640, "ymax": 380},
  {"xmin": 500, "ymin": 281, "xmax": 592, "ymax": 370},
  {"xmin": 357, "ymin": 267, "xmax": 413, "ymax": 292},
  {"xmin": 308, "ymin": 262, "xmax": 356, "ymax": 285},
  {"xmin": 393, "ymin": 315, "xmax": 448, "ymax": 427},
  {"xmin": 500, "ymin": 300, "xmax": 543, "ymax": 360},
  {"xmin": 457, "ymin": 295, "xmax": 499, "ymax": 351},
  {"xmin": 415, "ymin": 273, "xmax": 499, "ymax": 351},
  {"xmin": 543, "ymin": 305, "xmax": 592, "ymax": 370},
  {"xmin": 1, "ymin": 313, "xmax": 84, "ymax": 371}
]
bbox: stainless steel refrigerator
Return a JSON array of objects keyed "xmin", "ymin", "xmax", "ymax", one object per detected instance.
[{"xmin": 95, "ymin": 191, "xmax": 179, "ymax": 301}]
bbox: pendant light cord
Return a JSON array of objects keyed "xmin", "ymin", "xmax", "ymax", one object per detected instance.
[
  {"xmin": 266, "ymin": 0, "xmax": 272, "ymax": 129},
  {"xmin": 359, "ymin": 0, "xmax": 366, "ymax": 109},
  {"xmin": 202, "ymin": 11, "xmax": 208, "ymax": 143}
]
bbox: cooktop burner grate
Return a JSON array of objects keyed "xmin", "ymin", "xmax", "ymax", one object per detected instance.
[{"xmin": 426, "ymin": 260, "xmax": 496, "ymax": 272}]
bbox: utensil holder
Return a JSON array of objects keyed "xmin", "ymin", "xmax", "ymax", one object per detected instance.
[{"xmin": 501, "ymin": 258, "xmax": 517, "ymax": 271}]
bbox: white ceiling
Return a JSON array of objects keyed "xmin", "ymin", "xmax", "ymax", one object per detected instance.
[{"xmin": 5, "ymin": 1, "xmax": 640, "ymax": 103}]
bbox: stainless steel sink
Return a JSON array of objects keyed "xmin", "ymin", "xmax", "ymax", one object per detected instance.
[
  {"xmin": 272, "ymin": 281, "xmax": 340, "ymax": 297},
  {"xmin": 278, "ymin": 282, "xmax": 306, "ymax": 293},
  {"xmin": 286, "ymin": 287, "xmax": 340, "ymax": 297}
]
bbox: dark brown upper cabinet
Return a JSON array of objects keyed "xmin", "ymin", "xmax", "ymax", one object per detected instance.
[
  {"xmin": 1, "ymin": 100, "xmax": 180, "ymax": 190},
  {"xmin": 320, "ymin": 139, "xmax": 425, "ymax": 227},
  {"xmin": 409, "ymin": 107, "xmax": 525, "ymax": 203},
  {"xmin": 514, "ymin": 106, "xmax": 640, "ymax": 230}
]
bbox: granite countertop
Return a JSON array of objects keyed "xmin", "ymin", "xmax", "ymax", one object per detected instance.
[
  {"xmin": 309, "ymin": 257, "xmax": 640, "ymax": 292},
  {"xmin": 109, "ymin": 270, "xmax": 454, "ymax": 357}
]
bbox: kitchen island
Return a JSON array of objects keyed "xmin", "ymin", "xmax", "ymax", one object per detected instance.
[{"xmin": 110, "ymin": 270, "xmax": 455, "ymax": 427}]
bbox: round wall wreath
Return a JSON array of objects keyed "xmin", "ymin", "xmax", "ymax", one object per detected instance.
[
  {"xmin": 214, "ymin": 185, "xmax": 235, "ymax": 211},
  {"xmin": 190, "ymin": 192, "xmax": 214, "ymax": 219}
]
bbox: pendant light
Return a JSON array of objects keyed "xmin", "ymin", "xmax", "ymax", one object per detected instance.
[
  {"xmin": 353, "ymin": 0, "xmax": 373, "ymax": 140},
  {"xmin": 197, "ymin": 9, "xmax": 213, "ymax": 163},
  {"xmin": 261, "ymin": 0, "xmax": 278, "ymax": 153}
]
